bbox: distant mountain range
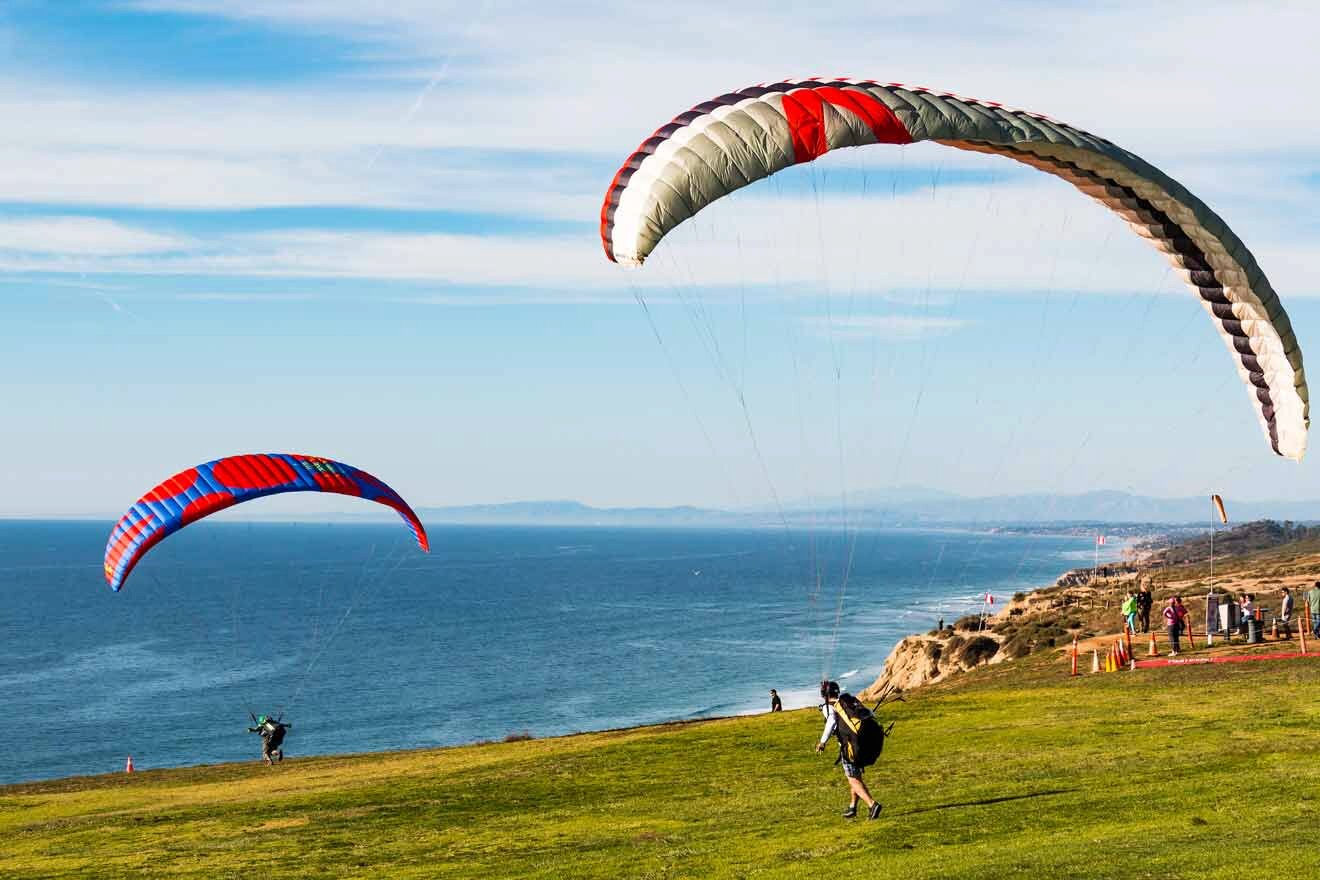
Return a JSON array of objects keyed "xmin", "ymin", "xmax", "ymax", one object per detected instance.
[{"xmin": 415, "ymin": 490, "xmax": 1320, "ymax": 527}]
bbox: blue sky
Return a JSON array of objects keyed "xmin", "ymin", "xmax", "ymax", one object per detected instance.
[{"xmin": 2, "ymin": 1, "xmax": 1320, "ymax": 516}]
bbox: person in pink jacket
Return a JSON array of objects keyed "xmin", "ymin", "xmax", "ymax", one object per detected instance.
[{"xmin": 1163, "ymin": 598, "xmax": 1182, "ymax": 655}]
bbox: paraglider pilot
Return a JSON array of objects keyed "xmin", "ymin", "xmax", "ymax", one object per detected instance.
[
  {"xmin": 248, "ymin": 715, "xmax": 291, "ymax": 765},
  {"xmin": 816, "ymin": 680, "xmax": 882, "ymax": 820}
]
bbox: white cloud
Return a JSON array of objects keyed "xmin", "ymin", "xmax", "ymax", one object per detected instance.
[
  {"xmin": 0, "ymin": 2, "xmax": 1313, "ymax": 305},
  {"xmin": 2, "ymin": 174, "xmax": 1316, "ymax": 301},
  {"xmin": 0, "ymin": 216, "xmax": 190, "ymax": 255},
  {"xmin": 0, "ymin": 141, "xmax": 600, "ymax": 217},
  {"xmin": 115, "ymin": 0, "xmax": 1320, "ymax": 152},
  {"xmin": 3, "ymin": 1, "xmax": 1318, "ymax": 219}
]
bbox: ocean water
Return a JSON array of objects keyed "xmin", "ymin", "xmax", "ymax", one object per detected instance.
[{"xmin": 1, "ymin": 521, "xmax": 1114, "ymax": 784}]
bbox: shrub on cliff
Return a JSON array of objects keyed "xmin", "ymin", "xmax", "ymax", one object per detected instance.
[
  {"xmin": 1003, "ymin": 638, "xmax": 1032, "ymax": 660},
  {"xmin": 957, "ymin": 636, "xmax": 999, "ymax": 666}
]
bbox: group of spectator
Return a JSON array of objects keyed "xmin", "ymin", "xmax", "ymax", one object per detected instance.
[
  {"xmin": 1119, "ymin": 583, "xmax": 1320, "ymax": 655},
  {"xmin": 1121, "ymin": 587, "xmax": 1190, "ymax": 653},
  {"xmin": 1120, "ymin": 585, "xmax": 1155, "ymax": 635}
]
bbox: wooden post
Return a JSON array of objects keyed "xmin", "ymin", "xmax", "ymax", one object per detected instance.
[{"xmin": 1303, "ymin": 603, "xmax": 1311, "ymax": 655}]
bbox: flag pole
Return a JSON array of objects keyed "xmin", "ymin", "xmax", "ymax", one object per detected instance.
[{"xmin": 1209, "ymin": 495, "xmax": 1215, "ymax": 591}]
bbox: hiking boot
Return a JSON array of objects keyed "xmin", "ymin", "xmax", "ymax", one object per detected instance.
[
  {"xmin": 868, "ymin": 802, "xmax": 883, "ymax": 820},
  {"xmin": 842, "ymin": 806, "xmax": 857, "ymax": 819}
]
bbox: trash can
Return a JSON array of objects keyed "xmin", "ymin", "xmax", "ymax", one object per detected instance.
[{"xmin": 1246, "ymin": 617, "xmax": 1261, "ymax": 644}]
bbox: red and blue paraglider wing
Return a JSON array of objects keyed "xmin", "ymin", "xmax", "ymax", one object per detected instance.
[{"xmin": 104, "ymin": 453, "xmax": 429, "ymax": 591}]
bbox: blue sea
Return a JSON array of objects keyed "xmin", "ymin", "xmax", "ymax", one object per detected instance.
[{"xmin": 0, "ymin": 521, "xmax": 1116, "ymax": 784}]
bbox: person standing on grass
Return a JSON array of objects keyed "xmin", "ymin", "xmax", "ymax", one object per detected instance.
[
  {"xmin": 1121, "ymin": 592, "xmax": 1138, "ymax": 635},
  {"xmin": 1163, "ymin": 598, "xmax": 1181, "ymax": 655},
  {"xmin": 1307, "ymin": 581, "xmax": 1320, "ymax": 638},
  {"xmin": 1281, "ymin": 587, "xmax": 1294, "ymax": 628},
  {"xmin": 815, "ymin": 680, "xmax": 882, "ymax": 821},
  {"xmin": 1137, "ymin": 584, "xmax": 1154, "ymax": 634},
  {"xmin": 770, "ymin": 689, "xmax": 782, "ymax": 712}
]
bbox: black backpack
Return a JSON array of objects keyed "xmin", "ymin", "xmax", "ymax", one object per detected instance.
[{"xmin": 832, "ymin": 693, "xmax": 885, "ymax": 768}]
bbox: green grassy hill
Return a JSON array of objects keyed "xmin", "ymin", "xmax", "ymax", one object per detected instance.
[{"xmin": 8, "ymin": 650, "xmax": 1320, "ymax": 879}]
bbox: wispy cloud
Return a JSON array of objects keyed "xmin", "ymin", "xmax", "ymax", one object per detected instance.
[
  {"xmin": 172, "ymin": 291, "xmax": 319, "ymax": 302},
  {"xmin": 6, "ymin": 177, "xmax": 1315, "ymax": 300},
  {"xmin": 115, "ymin": 1, "xmax": 1320, "ymax": 152},
  {"xmin": 0, "ymin": 2, "xmax": 1315, "ymax": 302},
  {"xmin": 3, "ymin": 2, "xmax": 1318, "ymax": 217},
  {"xmin": 0, "ymin": 216, "xmax": 191, "ymax": 255},
  {"xmin": 805, "ymin": 314, "xmax": 971, "ymax": 341}
]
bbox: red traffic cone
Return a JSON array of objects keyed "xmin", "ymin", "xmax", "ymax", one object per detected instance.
[
  {"xmin": 125, "ymin": 755, "xmax": 134, "ymax": 774},
  {"xmin": 1149, "ymin": 631, "xmax": 1159, "ymax": 656}
]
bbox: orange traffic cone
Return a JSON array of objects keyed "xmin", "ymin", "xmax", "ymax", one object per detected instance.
[
  {"xmin": 1071, "ymin": 637, "xmax": 1079, "ymax": 677},
  {"xmin": 1149, "ymin": 631, "xmax": 1159, "ymax": 656},
  {"xmin": 125, "ymin": 755, "xmax": 134, "ymax": 774},
  {"xmin": 1271, "ymin": 618, "xmax": 1278, "ymax": 639},
  {"xmin": 1092, "ymin": 649, "xmax": 1100, "ymax": 673}
]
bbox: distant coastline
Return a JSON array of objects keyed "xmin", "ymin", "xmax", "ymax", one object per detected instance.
[{"xmin": 9, "ymin": 487, "xmax": 1318, "ymax": 526}]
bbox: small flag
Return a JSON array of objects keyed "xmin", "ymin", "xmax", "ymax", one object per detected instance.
[
  {"xmin": 984, "ymin": 592, "xmax": 994, "ymax": 605},
  {"xmin": 1212, "ymin": 494, "xmax": 1228, "ymax": 524},
  {"xmin": 1096, "ymin": 535, "xmax": 1106, "ymax": 546}
]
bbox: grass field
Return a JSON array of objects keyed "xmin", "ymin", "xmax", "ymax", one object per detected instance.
[{"xmin": 8, "ymin": 647, "xmax": 1320, "ymax": 879}]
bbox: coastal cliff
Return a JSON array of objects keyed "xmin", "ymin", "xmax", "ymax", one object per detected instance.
[
  {"xmin": 859, "ymin": 578, "xmax": 1106, "ymax": 700},
  {"xmin": 858, "ymin": 630, "xmax": 1004, "ymax": 699}
]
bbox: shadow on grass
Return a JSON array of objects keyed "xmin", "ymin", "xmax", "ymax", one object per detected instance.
[{"xmin": 900, "ymin": 788, "xmax": 1077, "ymax": 815}]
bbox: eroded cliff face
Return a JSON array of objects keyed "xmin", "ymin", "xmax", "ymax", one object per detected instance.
[{"xmin": 858, "ymin": 629, "xmax": 1004, "ymax": 700}]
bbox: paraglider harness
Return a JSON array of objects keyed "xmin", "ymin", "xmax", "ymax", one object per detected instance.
[{"xmin": 822, "ymin": 681, "xmax": 899, "ymax": 770}]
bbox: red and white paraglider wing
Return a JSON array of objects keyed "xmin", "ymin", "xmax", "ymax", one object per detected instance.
[{"xmin": 601, "ymin": 79, "xmax": 1308, "ymax": 461}]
